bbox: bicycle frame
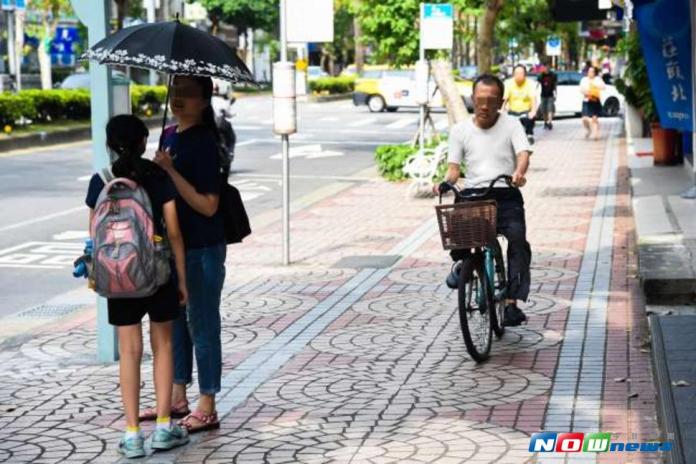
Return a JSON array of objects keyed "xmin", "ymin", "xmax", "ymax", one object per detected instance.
[{"xmin": 484, "ymin": 244, "xmax": 507, "ymax": 304}]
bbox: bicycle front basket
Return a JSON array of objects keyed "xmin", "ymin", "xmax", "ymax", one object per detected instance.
[{"xmin": 435, "ymin": 200, "xmax": 497, "ymax": 250}]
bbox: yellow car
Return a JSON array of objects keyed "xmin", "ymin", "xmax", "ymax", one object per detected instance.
[{"xmin": 353, "ymin": 68, "xmax": 473, "ymax": 113}]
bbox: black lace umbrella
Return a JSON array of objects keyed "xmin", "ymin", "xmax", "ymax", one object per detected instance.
[{"xmin": 82, "ymin": 16, "xmax": 256, "ymax": 144}]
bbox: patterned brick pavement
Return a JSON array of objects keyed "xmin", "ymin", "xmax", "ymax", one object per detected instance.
[{"xmin": 0, "ymin": 119, "xmax": 661, "ymax": 463}]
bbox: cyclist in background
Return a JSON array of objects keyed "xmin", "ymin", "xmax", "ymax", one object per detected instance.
[
  {"xmin": 504, "ymin": 64, "xmax": 538, "ymax": 145},
  {"xmin": 435, "ymin": 74, "xmax": 533, "ymax": 327}
]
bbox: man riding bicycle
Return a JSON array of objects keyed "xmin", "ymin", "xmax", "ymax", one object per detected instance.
[{"xmin": 435, "ymin": 74, "xmax": 532, "ymax": 327}]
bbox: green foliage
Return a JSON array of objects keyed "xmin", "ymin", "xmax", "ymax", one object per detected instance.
[
  {"xmin": 374, "ymin": 143, "xmax": 418, "ymax": 181},
  {"xmin": 0, "ymin": 86, "xmax": 167, "ymax": 127},
  {"xmin": 616, "ymin": 30, "xmax": 658, "ymax": 123},
  {"xmin": 197, "ymin": 0, "xmax": 278, "ymax": 33},
  {"xmin": 0, "ymin": 94, "xmax": 36, "ymax": 126},
  {"xmin": 358, "ymin": 0, "xmax": 421, "ymax": 66},
  {"xmin": 309, "ymin": 76, "xmax": 356, "ymax": 94},
  {"xmin": 131, "ymin": 85, "xmax": 169, "ymax": 115}
]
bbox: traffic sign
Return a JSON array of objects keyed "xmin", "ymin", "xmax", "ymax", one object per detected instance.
[
  {"xmin": 15, "ymin": 0, "xmax": 24, "ymax": 11},
  {"xmin": 1, "ymin": 0, "xmax": 13, "ymax": 11},
  {"xmin": 287, "ymin": 0, "xmax": 334, "ymax": 43},
  {"xmin": 420, "ymin": 3, "xmax": 453, "ymax": 50},
  {"xmin": 546, "ymin": 36, "xmax": 562, "ymax": 56}
]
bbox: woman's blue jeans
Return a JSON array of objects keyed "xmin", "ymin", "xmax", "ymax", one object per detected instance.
[{"xmin": 173, "ymin": 244, "xmax": 226, "ymax": 395}]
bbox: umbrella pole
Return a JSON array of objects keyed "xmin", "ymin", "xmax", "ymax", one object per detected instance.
[{"xmin": 159, "ymin": 74, "xmax": 174, "ymax": 150}]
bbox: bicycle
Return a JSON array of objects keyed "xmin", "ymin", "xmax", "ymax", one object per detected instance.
[{"xmin": 436, "ymin": 174, "xmax": 515, "ymax": 362}]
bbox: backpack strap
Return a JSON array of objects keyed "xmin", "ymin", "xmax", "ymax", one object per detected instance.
[{"xmin": 98, "ymin": 167, "xmax": 114, "ymax": 184}]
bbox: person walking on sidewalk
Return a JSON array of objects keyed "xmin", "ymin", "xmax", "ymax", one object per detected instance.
[
  {"xmin": 85, "ymin": 115, "xmax": 190, "ymax": 458},
  {"xmin": 503, "ymin": 64, "xmax": 538, "ymax": 145},
  {"xmin": 538, "ymin": 64, "xmax": 557, "ymax": 130},
  {"xmin": 436, "ymin": 74, "xmax": 533, "ymax": 326},
  {"xmin": 151, "ymin": 75, "xmax": 227, "ymax": 434},
  {"xmin": 580, "ymin": 66, "xmax": 605, "ymax": 140}
]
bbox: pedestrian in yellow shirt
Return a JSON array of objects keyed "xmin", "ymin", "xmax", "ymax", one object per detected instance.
[{"xmin": 504, "ymin": 65, "xmax": 538, "ymax": 145}]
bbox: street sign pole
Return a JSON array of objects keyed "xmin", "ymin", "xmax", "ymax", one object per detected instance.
[
  {"xmin": 6, "ymin": 9, "xmax": 16, "ymax": 79},
  {"xmin": 418, "ymin": 4, "xmax": 426, "ymax": 156},
  {"xmin": 279, "ymin": 0, "xmax": 292, "ymax": 266}
]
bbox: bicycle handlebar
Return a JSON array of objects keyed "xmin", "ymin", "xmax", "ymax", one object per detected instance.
[{"xmin": 438, "ymin": 174, "xmax": 515, "ymax": 202}]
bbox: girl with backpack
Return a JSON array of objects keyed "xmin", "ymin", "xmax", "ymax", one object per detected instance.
[
  {"xmin": 85, "ymin": 115, "xmax": 190, "ymax": 458},
  {"xmin": 150, "ymin": 75, "xmax": 227, "ymax": 433}
]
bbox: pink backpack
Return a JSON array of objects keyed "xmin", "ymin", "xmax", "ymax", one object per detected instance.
[{"xmin": 90, "ymin": 174, "xmax": 169, "ymax": 298}]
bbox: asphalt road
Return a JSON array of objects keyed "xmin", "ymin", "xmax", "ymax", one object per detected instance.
[{"xmin": 0, "ymin": 96, "xmax": 448, "ymax": 318}]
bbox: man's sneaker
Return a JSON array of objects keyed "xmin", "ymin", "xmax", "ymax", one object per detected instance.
[
  {"xmin": 503, "ymin": 304, "xmax": 527, "ymax": 327},
  {"xmin": 548, "ymin": 122, "xmax": 553, "ymax": 130},
  {"xmin": 446, "ymin": 262, "xmax": 461, "ymax": 289},
  {"xmin": 151, "ymin": 424, "xmax": 190, "ymax": 451},
  {"xmin": 118, "ymin": 435, "xmax": 146, "ymax": 459}
]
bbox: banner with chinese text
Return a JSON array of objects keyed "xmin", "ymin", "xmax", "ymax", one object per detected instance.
[{"xmin": 635, "ymin": 0, "xmax": 692, "ymax": 131}]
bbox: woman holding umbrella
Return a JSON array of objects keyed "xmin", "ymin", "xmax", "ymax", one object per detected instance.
[
  {"xmin": 152, "ymin": 74, "xmax": 227, "ymax": 433},
  {"xmin": 84, "ymin": 17, "xmax": 256, "ymax": 434}
]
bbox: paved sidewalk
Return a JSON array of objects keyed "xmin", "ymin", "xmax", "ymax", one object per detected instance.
[{"xmin": 0, "ymin": 119, "xmax": 661, "ymax": 463}]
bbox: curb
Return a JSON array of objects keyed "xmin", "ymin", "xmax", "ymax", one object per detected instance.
[
  {"xmin": 0, "ymin": 116, "xmax": 166, "ymax": 153},
  {"xmin": 649, "ymin": 315, "xmax": 686, "ymax": 464},
  {"xmin": 304, "ymin": 93, "xmax": 352, "ymax": 103}
]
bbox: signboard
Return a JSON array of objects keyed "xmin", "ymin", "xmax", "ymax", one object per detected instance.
[
  {"xmin": 14, "ymin": 0, "xmax": 24, "ymax": 10},
  {"xmin": 635, "ymin": 0, "xmax": 692, "ymax": 131},
  {"xmin": 1, "ymin": 0, "xmax": 13, "ymax": 11},
  {"xmin": 420, "ymin": 3, "xmax": 453, "ymax": 50},
  {"xmin": 546, "ymin": 36, "xmax": 562, "ymax": 56},
  {"xmin": 286, "ymin": 0, "xmax": 334, "ymax": 43},
  {"xmin": 51, "ymin": 26, "xmax": 78, "ymax": 67}
]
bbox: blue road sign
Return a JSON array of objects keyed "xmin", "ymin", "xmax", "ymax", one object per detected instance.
[
  {"xmin": 15, "ymin": 0, "xmax": 25, "ymax": 10},
  {"xmin": 1, "ymin": 0, "xmax": 13, "ymax": 11},
  {"xmin": 423, "ymin": 4, "xmax": 453, "ymax": 20}
]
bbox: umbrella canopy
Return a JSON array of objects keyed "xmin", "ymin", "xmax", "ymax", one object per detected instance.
[{"xmin": 83, "ymin": 19, "xmax": 256, "ymax": 85}]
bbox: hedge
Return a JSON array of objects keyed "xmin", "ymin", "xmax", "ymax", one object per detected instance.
[
  {"xmin": 0, "ymin": 86, "xmax": 169, "ymax": 127},
  {"xmin": 0, "ymin": 94, "xmax": 36, "ymax": 126},
  {"xmin": 375, "ymin": 139, "xmax": 455, "ymax": 182},
  {"xmin": 309, "ymin": 76, "xmax": 356, "ymax": 95}
]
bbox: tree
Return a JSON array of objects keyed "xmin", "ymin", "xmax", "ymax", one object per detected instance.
[
  {"xmin": 28, "ymin": 0, "xmax": 72, "ymax": 90},
  {"xmin": 197, "ymin": 0, "xmax": 278, "ymax": 62},
  {"xmin": 357, "ymin": 0, "xmax": 420, "ymax": 66},
  {"xmin": 114, "ymin": 0, "xmax": 128, "ymax": 31},
  {"xmin": 476, "ymin": 0, "xmax": 504, "ymax": 73}
]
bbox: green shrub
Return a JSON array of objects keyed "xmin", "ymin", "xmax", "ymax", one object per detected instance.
[
  {"xmin": 374, "ymin": 144, "xmax": 418, "ymax": 181},
  {"xmin": 21, "ymin": 89, "xmax": 91, "ymax": 122},
  {"xmin": 309, "ymin": 76, "xmax": 356, "ymax": 95},
  {"xmin": 0, "ymin": 93, "xmax": 36, "ymax": 126},
  {"xmin": 131, "ymin": 85, "xmax": 168, "ymax": 115}
]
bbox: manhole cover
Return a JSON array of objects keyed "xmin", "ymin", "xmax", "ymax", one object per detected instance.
[
  {"xmin": 332, "ymin": 255, "xmax": 401, "ymax": 269},
  {"xmin": 14, "ymin": 304, "xmax": 86, "ymax": 319}
]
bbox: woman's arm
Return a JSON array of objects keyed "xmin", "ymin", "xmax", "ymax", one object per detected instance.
[
  {"xmin": 154, "ymin": 150, "xmax": 219, "ymax": 217},
  {"xmin": 162, "ymin": 200, "xmax": 188, "ymax": 305}
]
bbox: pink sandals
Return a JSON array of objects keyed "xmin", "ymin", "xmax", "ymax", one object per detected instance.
[
  {"xmin": 138, "ymin": 399, "xmax": 190, "ymax": 421},
  {"xmin": 178, "ymin": 410, "xmax": 220, "ymax": 433}
]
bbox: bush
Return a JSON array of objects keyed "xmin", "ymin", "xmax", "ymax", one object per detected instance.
[
  {"xmin": 309, "ymin": 76, "xmax": 356, "ymax": 95},
  {"xmin": 0, "ymin": 93, "xmax": 36, "ymax": 126},
  {"xmin": 375, "ymin": 144, "xmax": 419, "ymax": 181},
  {"xmin": 21, "ymin": 89, "xmax": 91, "ymax": 122},
  {"xmin": 131, "ymin": 85, "xmax": 168, "ymax": 115}
]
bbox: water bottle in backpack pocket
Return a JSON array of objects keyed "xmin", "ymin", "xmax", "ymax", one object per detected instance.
[{"xmin": 90, "ymin": 177, "xmax": 170, "ymax": 298}]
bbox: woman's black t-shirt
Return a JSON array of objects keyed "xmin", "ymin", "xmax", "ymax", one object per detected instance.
[{"xmin": 162, "ymin": 124, "xmax": 225, "ymax": 250}]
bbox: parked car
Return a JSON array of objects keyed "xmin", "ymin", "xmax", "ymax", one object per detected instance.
[
  {"xmin": 529, "ymin": 71, "xmax": 622, "ymax": 117},
  {"xmin": 352, "ymin": 68, "xmax": 473, "ymax": 113},
  {"xmin": 59, "ymin": 71, "xmax": 129, "ymax": 89}
]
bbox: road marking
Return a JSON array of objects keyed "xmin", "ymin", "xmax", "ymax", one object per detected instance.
[
  {"xmin": 269, "ymin": 144, "xmax": 344, "ymax": 160},
  {"xmin": 77, "ymin": 175, "xmax": 92, "ymax": 182},
  {"xmin": 386, "ymin": 117, "xmax": 417, "ymax": 129},
  {"xmin": 0, "ymin": 206, "xmax": 85, "ymax": 234},
  {"xmin": 234, "ymin": 125, "xmax": 263, "ymax": 131},
  {"xmin": 235, "ymin": 173, "xmax": 377, "ymax": 182},
  {"xmin": 319, "ymin": 117, "xmax": 339, "ymax": 122},
  {"xmin": 349, "ymin": 117, "xmax": 377, "ymax": 127},
  {"xmin": 0, "ymin": 241, "xmax": 84, "ymax": 270},
  {"xmin": 53, "ymin": 230, "xmax": 90, "ymax": 241}
]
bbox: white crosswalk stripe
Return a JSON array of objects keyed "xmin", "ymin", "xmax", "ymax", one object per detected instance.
[
  {"xmin": 386, "ymin": 117, "xmax": 417, "ymax": 130},
  {"xmin": 349, "ymin": 117, "xmax": 377, "ymax": 127}
]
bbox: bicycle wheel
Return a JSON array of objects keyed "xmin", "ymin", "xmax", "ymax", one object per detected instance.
[
  {"xmin": 490, "ymin": 239, "xmax": 508, "ymax": 338},
  {"xmin": 458, "ymin": 255, "xmax": 492, "ymax": 362}
]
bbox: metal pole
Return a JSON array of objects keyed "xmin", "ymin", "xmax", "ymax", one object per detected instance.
[
  {"xmin": 418, "ymin": 3, "xmax": 425, "ymax": 155},
  {"xmin": 280, "ymin": 0, "xmax": 290, "ymax": 265},
  {"xmin": 6, "ymin": 10, "xmax": 15, "ymax": 81},
  {"xmin": 147, "ymin": 0, "xmax": 157, "ymax": 86}
]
